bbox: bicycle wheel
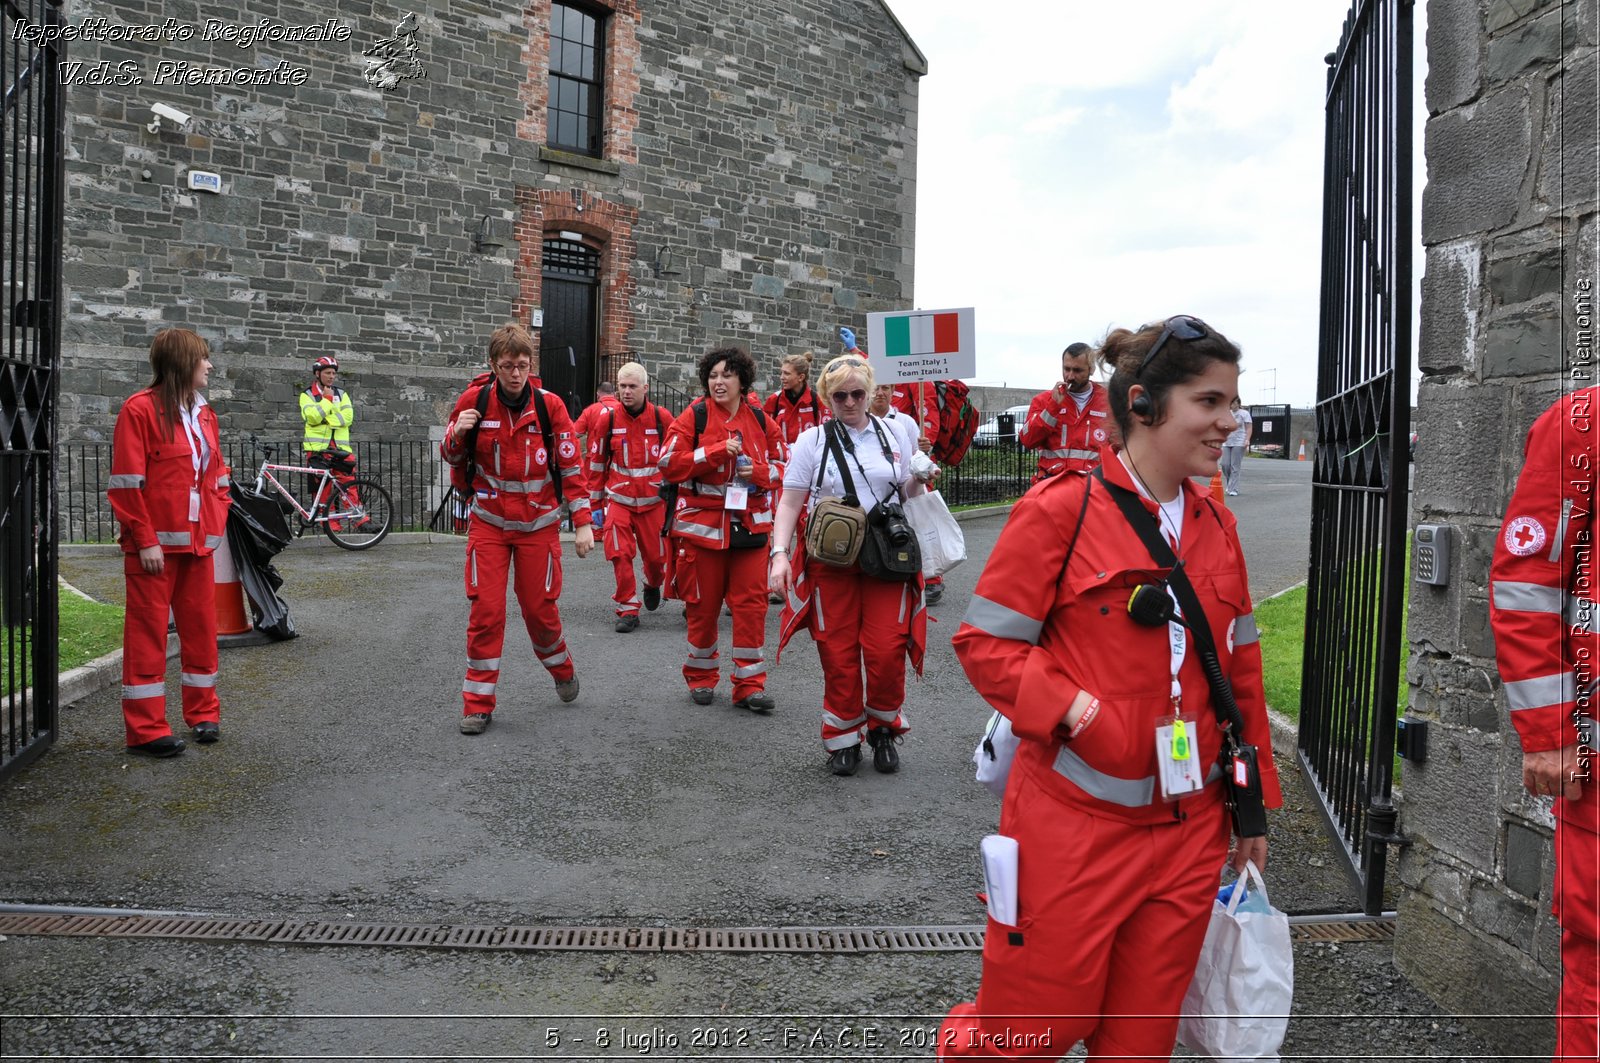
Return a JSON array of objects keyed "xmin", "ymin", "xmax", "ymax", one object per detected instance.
[{"xmin": 324, "ymin": 479, "xmax": 393, "ymax": 550}]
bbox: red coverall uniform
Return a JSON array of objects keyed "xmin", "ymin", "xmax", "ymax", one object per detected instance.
[
  {"xmin": 441, "ymin": 381, "xmax": 592, "ymax": 717},
  {"xmin": 892, "ymin": 380, "xmax": 944, "ymax": 594},
  {"xmin": 107, "ymin": 390, "xmax": 231, "ymax": 745},
  {"xmin": 938, "ymin": 457, "xmax": 1282, "ymax": 1062},
  {"xmin": 659, "ymin": 399, "xmax": 785, "ymax": 700},
  {"xmin": 1019, "ymin": 381, "xmax": 1112, "ymax": 482},
  {"xmin": 775, "ymin": 417, "xmax": 927, "ymax": 750},
  {"xmin": 575, "ymin": 395, "xmax": 621, "ymax": 528},
  {"xmin": 587, "ymin": 401, "xmax": 670, "ymax": 619},
  {"xmin": 1490, "ymin": 386, "xmax": 1600, "ymax": 1061}
]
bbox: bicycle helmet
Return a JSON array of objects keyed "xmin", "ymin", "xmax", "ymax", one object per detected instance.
[{"xmin": 312, "ymin": 356, "xmax": 339, "ymax": 373}]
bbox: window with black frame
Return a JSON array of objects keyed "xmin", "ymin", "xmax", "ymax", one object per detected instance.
[{"xmin": 548, "ymin": 3, "xmax": 605, "ymax": 157}]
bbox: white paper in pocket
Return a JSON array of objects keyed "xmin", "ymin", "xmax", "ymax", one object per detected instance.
[{"xmin": 980, "ymin": 834, "xmax": 1019, "ymax": 926}]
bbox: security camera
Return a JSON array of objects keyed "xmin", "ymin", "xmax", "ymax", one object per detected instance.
[{"xmin": 147, "ymin": 102, "xmax": 192, "ymax": 133}]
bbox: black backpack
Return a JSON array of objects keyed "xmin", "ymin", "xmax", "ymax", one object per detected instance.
[{"xmin": 659, "ymin": 397, "xmax": 770, "ymax": 532}]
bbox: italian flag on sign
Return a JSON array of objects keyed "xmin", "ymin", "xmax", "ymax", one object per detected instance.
[{"xmin": 883, "ymin": 311, "xmax": 962, "ymax": 357}]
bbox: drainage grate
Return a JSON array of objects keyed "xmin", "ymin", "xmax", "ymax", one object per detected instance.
[{"xmin": 0, "ymin": 911, "xmax": 1393, "ymax": 953}]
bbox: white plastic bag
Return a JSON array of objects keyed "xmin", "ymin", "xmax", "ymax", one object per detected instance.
[
  {"xmin": 1177, "ymin": 860, "xmax": 1294, "ymax": 1061},
  {"xmin": 972, "ymin": 711, "xmax": 1020, "ymax": 797},
  {"xmin": 903, "ymin": 489, "xmax": 966, "ymax": 578}
]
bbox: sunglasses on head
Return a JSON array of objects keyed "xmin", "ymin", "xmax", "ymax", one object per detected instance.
[
  {"xmin": 1136, "ymin": 315, "xmax": 1208, "ymax": 378},
  {"xmin": 831, "ymin": 389, "xmax": 867, "ymax": 404}
]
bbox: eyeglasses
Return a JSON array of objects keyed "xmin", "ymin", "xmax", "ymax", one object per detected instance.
[
  {"xmin": 497, "ymin": 362, "xmax": 533, "ymax": 374},
  {"xmin": 1136, "ymin": 315, "xmax": 1208, "ymax": 378},
  {"xmin": 831, "ymin": 389, "xmax": 867, "ymax": 404}
]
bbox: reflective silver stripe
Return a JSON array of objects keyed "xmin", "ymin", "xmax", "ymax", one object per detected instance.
[
  {"xmin": 822, "ymin": 710, "xmax": 865, "ymax": 730},
  {"xmin": 693, "ymin": 482, "xmax": 728, "ymax": 497},
  {"xmin": 1038, "ymin": 410, "xmax": 1058, "ymax": 428},
  {"xmin": 469, "ymin": 504, "xmax": 562, "ymax": 533},
  {"xmin": 733, "ymin": 662, "xmax": 767, "ymax": 679},
  {"xmin": 617, "ymin": 465, "xmax": 657, "ymax": 477},
  {"xmin": 693, "ymin": 447, "xmax": 707, "ymax": 464},
  {"xmin": 1039, "ymin": 448, "xmax": 1073, "ymax": 459},
  {"xmin": 824, "ymin": 732, "xmax": 864, "ymax": 751},
  {"xmin": 1493, "ymin": 581, "xmax": 1565, "ymax": 615},
  {"xmin": 479, "ymin": 474, "xmax": 550, "ymax": 494},
  {"xmin": 467, "ymin": 657, "xmax": 502, "ymax": 671},
  {"xmin": 1506, "ymin": 672, "xmax": 1575, "ymax": 712},
  {"xmin": 533, "ymin": 637, "xmax": 564, "ymax": 654},
  {"xmin": 540, "ymin": 650, "xmax": 571, "ymax": 668},
  {"xmin": 1552, "ymin": 498, "xmax": 1574, "ymax": 563},
  {"xmin": 731, "ymin": 645, "xmax": 763, "ymax": 658},
  {"xmin": 155, "ymin": 531, "xmax": 192, "ymax": 546},
  {"xmin": 685, "ymin": 656, "xmax": 720, "ymax": 671},
  {"xmin": 745, "ymin": 511, "xmax": 774, "ymax": 528},
  {"xmin": 865, "ymin": 705, "xmax": 900, "ymax": 723},
  {"xmin": 107, "ymin": 474, "xmax": 145, "ymax": 489},
  {"xmin": 180, "ymin": 672, "xmax": 217, "ymax": 688},
  {"xmin": 122, "ymin": 682, "xmax": 165, "ymax": 700},
  {"xmin": 1051, "ymin": 746, "xmax": 1155, "ymax": 807},
  {"xmin": 787, "ymin": 588, "xmax": 805, "ymax": 613},
  {"xmin": 1233, "ymin": 613, "xmax": 1260, "ymax": 646},
  {"xmin": 675, "ymin": 523, "xmax": 725, "ymax": 544},
  {"xmin": 687, "ymin": 643, "xmax": 717, "ymax": 658},
  {"xmin": 216, "ymin": 474, "xmax": 230, "ymax": 488},
  {"xmin": 963, "ymin": 595, "xmax": 1045, "ymax": 644},
  {"xmin": 607, "ymin": 490, "xmax": 662, "ymax": 507},
  {"xmin": 462, "ymin": 680, "xmax": 497, "ymax": 695},
  {"xmin": 203, "ymin": 534, "xmax": 224, "ymax": 550},
  {"xmin": 1063, "ymin": 448, "xmax": 1098, "ymax": 460}
]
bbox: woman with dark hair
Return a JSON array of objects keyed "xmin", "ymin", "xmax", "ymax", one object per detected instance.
[
  {"xmin": 106, "ymin": 328, "xmax": 232, "ymax": 757},
  {"xmin": 659, "ymin": 345, "xmax": 786, "ymax": 711},
  {"xmin": 938, "ymin": 316, "xmax": 1282, "ymax": 1060}
]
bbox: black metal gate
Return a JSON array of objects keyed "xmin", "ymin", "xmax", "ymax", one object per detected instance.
[
  {"xmin": 1298, "ymin": 0, "xmax": 1413, "ymax": 916},
  {"xmin": 1, "ymin": 0, "xmax": 66, "ymax": 783}
]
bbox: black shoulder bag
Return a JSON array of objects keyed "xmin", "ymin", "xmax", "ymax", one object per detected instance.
[{"xmin": 1092, "ymin": 467, "xmax": 1268, "ymax": 838}]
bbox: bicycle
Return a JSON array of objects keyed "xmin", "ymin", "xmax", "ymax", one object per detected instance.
[{"xmin": 247, "ymin": 437, "xmax": 394, "ymax": 550}]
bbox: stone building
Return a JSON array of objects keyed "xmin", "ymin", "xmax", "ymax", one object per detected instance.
[
  {"xmin": 57, "ymin": 0, "xmax": 924, "ymax": 442},
  {"xmin": 1397, "ymin": 0, "xmax": 1596, "ymax": 1052}
]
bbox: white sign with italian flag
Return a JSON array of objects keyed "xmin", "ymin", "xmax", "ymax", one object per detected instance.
[{"xmin": 865, "ymin": 306, "xmax": 977, "ymax": 383}]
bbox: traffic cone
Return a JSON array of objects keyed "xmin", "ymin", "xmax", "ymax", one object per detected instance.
[
  {"xmin": 1210, "ymin": 470, "xmax": 1226, "ymax": 504},
  {"xmin": 1297, "ymin": 439, "xmax": 1308, "ymax": 461},
  {"xmin": 211, "ymin": 535, "xmax": 253, "ymax": 638}
]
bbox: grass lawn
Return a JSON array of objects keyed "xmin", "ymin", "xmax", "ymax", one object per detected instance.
[{"xmin": 0, "ymin": 588, "xmax": 124, "ymax": 697}]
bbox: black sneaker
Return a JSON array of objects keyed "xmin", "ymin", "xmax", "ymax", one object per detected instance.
[
  {"xmin": 734, "ymin": 692, "xmax": 775, "ymax": 714},
  {"xmin": 828, "ymin": 744, "xmax": 862, "ymax": 776},
  {"xmin": 868, "ymin": 728, "xmax": 901, "ymax": 773},
  {"xmin": 615, "ymin": 614, "xmax": 640, "ymax": 633},
  {"xmin": 643, "ymin": 585, "xmax": 661, "ymax": 611},
  {"xmin": 127, "ymin": 735, "xmax": 186, "ymax": 757},
  {"xmin": 690, "ymin": 688, "xmax": 714, "ymax": 706},
  {"xmin": 924, "ymin": 583, "xmax": 944, "ymax": 606}
]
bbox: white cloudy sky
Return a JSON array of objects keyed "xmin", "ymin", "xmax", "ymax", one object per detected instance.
[{"xmin": 887, "ymin": 0, "xmax": 1413, "ymax": 407}]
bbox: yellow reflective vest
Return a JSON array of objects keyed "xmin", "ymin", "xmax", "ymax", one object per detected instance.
[{"xmin": 299, "ymin": 386, "xmax": 354, "ymax": 452}]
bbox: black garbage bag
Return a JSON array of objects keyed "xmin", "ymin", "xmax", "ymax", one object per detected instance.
[{"xmin": 226, "ymin": 483, "xmax": 297, "ymax": 640}]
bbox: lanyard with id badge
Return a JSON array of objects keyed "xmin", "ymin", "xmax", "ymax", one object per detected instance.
[
  {"xmin": 1151, "ymin": 585, "xmax": 1206, "ymax": 800},
  {"xmin": 724, "ymin": 428, "xmax": 750, "ymax": 511}
]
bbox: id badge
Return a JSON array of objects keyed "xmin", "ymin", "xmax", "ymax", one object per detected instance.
[
  {"xmin": 1155, "ymin": 714, "xmax": 1205, "ymax": 800},
  {"xmin": 188, "ymin": 488, "xmax": 201, "ymax": 522},
  {"xmin": 725, "ymin": 481, "xmax": 749, "ymax": 510}
]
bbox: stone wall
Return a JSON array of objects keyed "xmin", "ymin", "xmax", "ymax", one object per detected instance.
[
  {"xmin": 56, "ymin": 0, "xmax": 922, "ymax": 443},
  {"xmin": 1396, "ymin": 0, "xmax": 1597, "ymax": 1051}
]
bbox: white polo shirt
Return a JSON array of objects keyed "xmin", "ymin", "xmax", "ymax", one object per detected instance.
[{"xmin": 784, "ymin": 414, "xmax": 912, "ymax": 506}]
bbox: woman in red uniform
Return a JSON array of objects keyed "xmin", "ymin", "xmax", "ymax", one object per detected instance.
[
  {"xmin": 106, "ymin": 328, "xmax": 232, "ymax": 757},
  {"xmin": 769, "ymin": 354, "xmax": 931, "ymax": 775},
  {"xmin": 660, "ymin": 345, "xmax": 785, "ymax": 712},
  {"xmin": 764, "ymin": 351, "xmax": 826, "ymax": 446},
  {"xmin": 938, "ymin": 316, "xmax": 1282, "ymax": 1061}
]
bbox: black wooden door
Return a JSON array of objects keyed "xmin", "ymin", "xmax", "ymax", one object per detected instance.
[{"xmin": 539, "ymin": 239, "xmax": 599, "ymax": 418}]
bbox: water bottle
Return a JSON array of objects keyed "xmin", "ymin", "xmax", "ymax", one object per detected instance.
[{"xmin": 736, "ymin": 453, "xmax": 752, "ymax": 478}]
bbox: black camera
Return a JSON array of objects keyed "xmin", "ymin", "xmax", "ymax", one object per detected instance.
[{"xmin": 872, "ymin": 502, "xmax": 914, "ymax": 547}]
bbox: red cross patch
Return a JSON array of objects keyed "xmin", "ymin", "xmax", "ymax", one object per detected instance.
[
  {"xmin": 1505, "ymin": 516, "xmax": 1547, "ymax": 557},
  {"xmin": 559, "ymin": 439, "xmax": 576, "ymax": 460},
  {"xmin": 1093, "ymin": 427, "xmax": 1108, "ymax": 444}
]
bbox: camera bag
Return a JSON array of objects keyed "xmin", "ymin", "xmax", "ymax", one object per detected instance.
[{"xmin": 813, "ymin": 418, "xmax": 920, "ymax": 582}]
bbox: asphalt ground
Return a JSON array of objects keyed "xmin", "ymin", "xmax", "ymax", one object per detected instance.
[{"xmin": 0, "ymin": 457, "xmax": 1508, "ymax": 1060}]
